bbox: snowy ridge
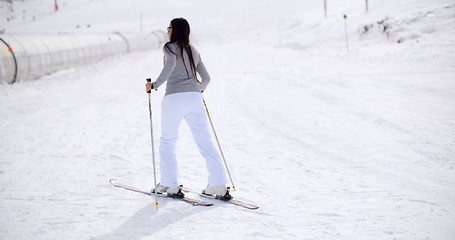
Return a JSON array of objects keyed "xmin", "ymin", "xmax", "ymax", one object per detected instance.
[
  {"xmin": 1, "ymin": 0, "xmax": 454, "ymax": 239},
  {"xmin": 359, "ymin": 3, "xmax": 455, "ymax": 44}
]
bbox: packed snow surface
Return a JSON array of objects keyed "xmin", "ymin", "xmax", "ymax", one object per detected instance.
[{"xmin": 1, "ymin": 0, "xmax": 454, "ymax": 239}]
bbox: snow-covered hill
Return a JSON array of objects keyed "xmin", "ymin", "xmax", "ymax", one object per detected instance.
[{"xmin": 1, "ymin": 0, "xmax": 454, "ymax": 239}]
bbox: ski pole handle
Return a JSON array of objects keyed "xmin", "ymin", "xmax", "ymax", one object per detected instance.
[{"xmin": 146, "ymin": 78, "xmax": 152, "ymax": 93}]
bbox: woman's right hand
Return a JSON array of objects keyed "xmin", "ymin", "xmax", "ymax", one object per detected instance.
[{"xmin": 145, "ymin": 82, "xmax": 153, "ymax": 92}]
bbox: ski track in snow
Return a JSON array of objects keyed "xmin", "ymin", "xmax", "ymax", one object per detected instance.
[{"xmin": 1, "ymin": 0, "xmax": 455, "ymax": 239}]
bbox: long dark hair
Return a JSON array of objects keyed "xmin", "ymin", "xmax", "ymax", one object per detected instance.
[{"xmin": 165, "ymin": 18, "xmax": 197, "ymax": 79}]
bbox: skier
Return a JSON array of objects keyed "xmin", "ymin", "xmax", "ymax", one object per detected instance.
[{"xmin": 145, "ymin": 18, "xmax": 231, "ymax": 199}]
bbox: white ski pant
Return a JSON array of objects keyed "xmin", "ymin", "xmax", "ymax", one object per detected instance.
[{"xmin": 159, "ymin": 92, "xmax": 228, "ymax": 188}]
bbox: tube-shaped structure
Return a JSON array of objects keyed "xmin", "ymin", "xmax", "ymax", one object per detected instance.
[{"xmin": 0, "ymin": 31, "xmax": 166, "ymax": 84}]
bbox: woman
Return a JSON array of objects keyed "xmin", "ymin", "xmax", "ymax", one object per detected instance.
[{"xmin": 146, "ymin": 18, "xmax": 230, "ymax": 199}]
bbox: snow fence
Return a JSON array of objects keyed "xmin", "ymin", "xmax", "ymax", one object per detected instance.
[{"xmin": 0, "ymin": 31, "xmax": 166, "ymax": 84}]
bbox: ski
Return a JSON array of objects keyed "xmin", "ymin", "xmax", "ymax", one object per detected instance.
[
  {"xmin": 109, "ymin": 179, "xmax": 213, "ymax": 207},
  {"xmin": 182, "ymin": 187, "xmax": 259, "ymax": 210}
]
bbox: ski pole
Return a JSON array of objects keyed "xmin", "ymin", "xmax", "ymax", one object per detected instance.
[
  {"xmin": 202, "ymin": 97, "xmax": 236, "ymax": 190},
  {"xmin": 146, "ymin": 78, "xmax": 159, "ymax": 210}
]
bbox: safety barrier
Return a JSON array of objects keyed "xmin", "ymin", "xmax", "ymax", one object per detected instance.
[{"xmin": 0, "ymin": 31, "xmax": 166, "ymax": 84}]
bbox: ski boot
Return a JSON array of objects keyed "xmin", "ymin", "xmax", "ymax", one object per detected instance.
[
  {"xmin": 202, "ymin": 185, "xmax": 233, "ymax": 201},
  {"xmin": 152, "ymin": 183, "xmax": 185, "ymax": 199}
]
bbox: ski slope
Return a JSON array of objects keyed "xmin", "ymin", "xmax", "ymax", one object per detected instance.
[{"xmin": 1, "ymin": 0, "xmax": 454, "ymax": 239}]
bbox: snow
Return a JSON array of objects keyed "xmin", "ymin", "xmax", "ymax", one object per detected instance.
[{"xmin": 1, "ymin": 0, "xmax": 455, "ymax": 239}]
